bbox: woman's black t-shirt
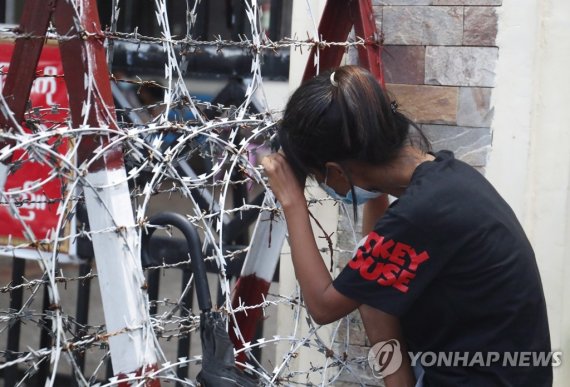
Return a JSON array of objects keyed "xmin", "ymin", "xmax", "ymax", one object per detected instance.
[{"xmin": 332, "ymin": 151, "xmax": 552, "ymax": 387}]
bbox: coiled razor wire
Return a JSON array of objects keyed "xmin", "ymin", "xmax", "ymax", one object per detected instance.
[{"xmin": 0, "ymin": 1, "xmax": 379, "ymax": 385}]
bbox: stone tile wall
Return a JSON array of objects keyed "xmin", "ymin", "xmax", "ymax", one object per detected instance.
[
  {"xmin": 333, "ymin": 2, "xmax": 500, "ymax": 384},
  {"xmin": 376, "ymin": 1, "xmax": 500, "ymax": 168}
]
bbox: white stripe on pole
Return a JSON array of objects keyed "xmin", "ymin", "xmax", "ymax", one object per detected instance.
[
  {"xmin": 83, "ymin": 167, "xmax": 158, "ymax": 374},
  {"xmin": 239, "ymin": 194, "xmax": 286, "ymax": 282},
  {"xmin": 0, "ymin": 162, "xmax": 8, "ymax": 191},
  {"xmin": 230, "ymin": 193, "xmax": 287, "ymax": 360}
]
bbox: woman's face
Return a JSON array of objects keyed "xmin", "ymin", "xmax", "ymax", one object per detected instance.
[{"xmin": 314, "ymin": 164, "xmax": 352, "ymax": 197}]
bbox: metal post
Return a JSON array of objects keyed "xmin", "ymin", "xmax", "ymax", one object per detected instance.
[
  {"xmin": 32, "ymin": 284, "xmax": 53, "ymax": 385},
  {"xmin": 0, "ymin": 0, "xmax": 52, "ymax": 125},
  {"xmin": 229, "ymin": 194, "xmax": 286, "ymax": 363},
  {"xmin": 0, "ymin": 0, "xmax": 53, "ymax": 166},
  {"xmin": 4, "ymin": 257, "xmax": 26, "ymax": 386},
  {"xmin": 53, "ymin": 0, "xmax": 159, "ymax": 382},
  {"xmin": 302, "ymin": 0, "xmax": 384, "ymax": 86},
  {"xmin": 352, "ymin": 0, "xmax": 384, "ymax": 86},
  {"xmin": 176, "ymin": 268, "xmax": 194, "ymax": 385},
  {"xmin": 72, "ymin": 262, "xmax": 92, "ymax": 386}
]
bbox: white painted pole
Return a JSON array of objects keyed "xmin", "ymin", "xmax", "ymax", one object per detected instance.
[
  {"xmin": 230, "ymin": 194, "xmax": 287, "ymax": 362},
  {"xmin": 49, "ymin": 0, "xmax": 162, "ymax": 381},
  {"xmin": 0, "ymin": 162, "xmax": 8, "ymax": 191},
  {"xmin": 240, "ymin": 195, "xmax": 286, "ymax": 282},
  {"xmin": 83, "ymin": 167, "xmax": 158, "ymax": 375}
]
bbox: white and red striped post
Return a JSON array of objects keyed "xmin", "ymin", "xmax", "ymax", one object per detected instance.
[
  {"xmin": 82, "ymin": 168, "xmax": 159, "ymax": 383},
  {"xmin": 230, "ymin": 194, "xmax": 287, "ymax": 363},
  {"xmin": 53, "ymin": 1, "xmax": 160, "ymax": 384}
]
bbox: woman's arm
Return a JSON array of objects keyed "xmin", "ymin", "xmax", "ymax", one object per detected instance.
[
  {"xmin": 262, "ymin": 153, "xmax": 358, "ymax": 324},
  {"xmin": 282, "ymin": 202, "xmax": 360, "ymax": 324},
  {"xmin": 263, "ymin": 153, "xmax": 415, "ymax": 385},
  {"xmin": 360, "ymin": 305, "xmax": 416, "ymax": 387}
]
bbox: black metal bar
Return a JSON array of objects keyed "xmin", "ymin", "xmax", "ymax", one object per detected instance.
[
  {"xmin": 0, "ymin": 1, "xmax": 5, "ymax": 22},
  {"xmin": 269, "ymin": 0, "xmax": 283, "ymax": 41},
  {"xmin": 230, "ymin": 0, "xmax": 247, "ymax": 40},
  {"xmin": 231, "ymin": 174, "xmax": 248, "ymax": 246},
  {"xmin": 216, "ymin": 278, "xmax": 226, "ymax": 311},
  {"xmin": 4, "ymin": 257, "xmax": 26, "ymax": 386},
  {"xmin": 33, "ymin": 283, "xmax": 52, "ymax": 385},
  {"xmin": 72, "ymin": 203, "xmax": 93, "ymax": 386},
  {"xmin": 72, "ymin": 262, "xmax": 92, "ymax": 386},
  {"xmin": 147, "ymin": 268, "xmax": 161, "ymax": 316},
  {"xmin": 139, "ymin": 210, "xmax": 266, "ymax": 386},
  {"xmin": 252, "ymin": 319, "xmax": 263, "ymax": 361},
  {"xmin": 176, "ymin": 268, "xmax": 194, "ymax": 385},
  {"xmin": 142, "ymin": 212, "xmax": 211, "ymax": 312},
  {"xmin": 141, "ymin": 212, "xmax": 214, "ymax": 385}
]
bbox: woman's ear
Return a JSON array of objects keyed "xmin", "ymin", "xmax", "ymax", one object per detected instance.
[
  {"xmin": 323, "ymin": 162, "xmax": 351, "ymax": 195},
  {"xmin": 324, "ymin": 162, "xmax": 346, "ymax": 179}
]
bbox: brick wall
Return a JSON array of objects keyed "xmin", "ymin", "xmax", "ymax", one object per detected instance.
[
  {"xmin": 379, "ymin": 0, "xmax": 500, "ymax": 170},
  {"xmin": 333, "ymin": 1, "xmax": 500, "ymax": 385}
]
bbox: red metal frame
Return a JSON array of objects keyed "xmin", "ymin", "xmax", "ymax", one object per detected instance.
[
  {"xmin": 53, "ymin": 0, "xmax": 123, "ymax": 170},
  {"xmin": 302, "ymin": 0, "xmax": 384, "ymax": 86},
  {"xmin": 0, "ymin": 0, "xmax": 123, "ymax": 172},
  {"xmin": 0, "ymin": 1, "xmax": 53, "ymax": 126}
]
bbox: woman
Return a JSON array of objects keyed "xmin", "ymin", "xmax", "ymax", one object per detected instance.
[{"xmin": 262, "ymin": 66, "xmax": 552, "ymax": 386}]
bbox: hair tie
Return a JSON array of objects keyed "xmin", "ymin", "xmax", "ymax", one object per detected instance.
[
  {"xmin": 330, "ymin": 72, "xmax": 339, "ymax": 87},
  {"xmin": 390, "ymin": 100, "xmax": 399, "ymax": 113}
]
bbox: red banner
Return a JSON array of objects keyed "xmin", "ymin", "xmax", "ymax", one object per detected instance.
[{"xmin": 0, "ymin": 41, "xmax": 72, "ymax": 255}]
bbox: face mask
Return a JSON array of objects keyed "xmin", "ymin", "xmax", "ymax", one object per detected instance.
[{"xmin": 319, "ymin": 182, "xmax": 382, "ymax": 205}]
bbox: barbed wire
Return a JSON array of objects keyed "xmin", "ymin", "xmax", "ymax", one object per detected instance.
[
  {"xmin": 0, "ymin": 29, "xmax": 380, "ymax": 52},
  {"xmin": 0, "ymin": 0, "xmax": 371, "ymax": 386}
]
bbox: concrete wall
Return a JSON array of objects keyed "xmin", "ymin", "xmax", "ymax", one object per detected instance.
[{"xmin": 487, "ymin": 0, "xmax": 570, "ymax": 384}]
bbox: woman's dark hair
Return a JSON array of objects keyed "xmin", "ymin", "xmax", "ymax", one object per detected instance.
[{"xmin": 279, "ymin": 65, "xmax": 430, "ymax": 180}]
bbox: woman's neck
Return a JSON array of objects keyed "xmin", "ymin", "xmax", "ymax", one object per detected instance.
[{"xmin": 355, "ymin": 147, "xmax": 434, "ymax": 197}]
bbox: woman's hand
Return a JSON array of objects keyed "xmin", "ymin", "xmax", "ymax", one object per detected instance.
[
  {"xmin": 262, "ymin": 153, "xmax": 360, "ymax": 325},
  {"xmin": 261, "ymin": 153, "xmax": 306, "ymax": 209}
]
